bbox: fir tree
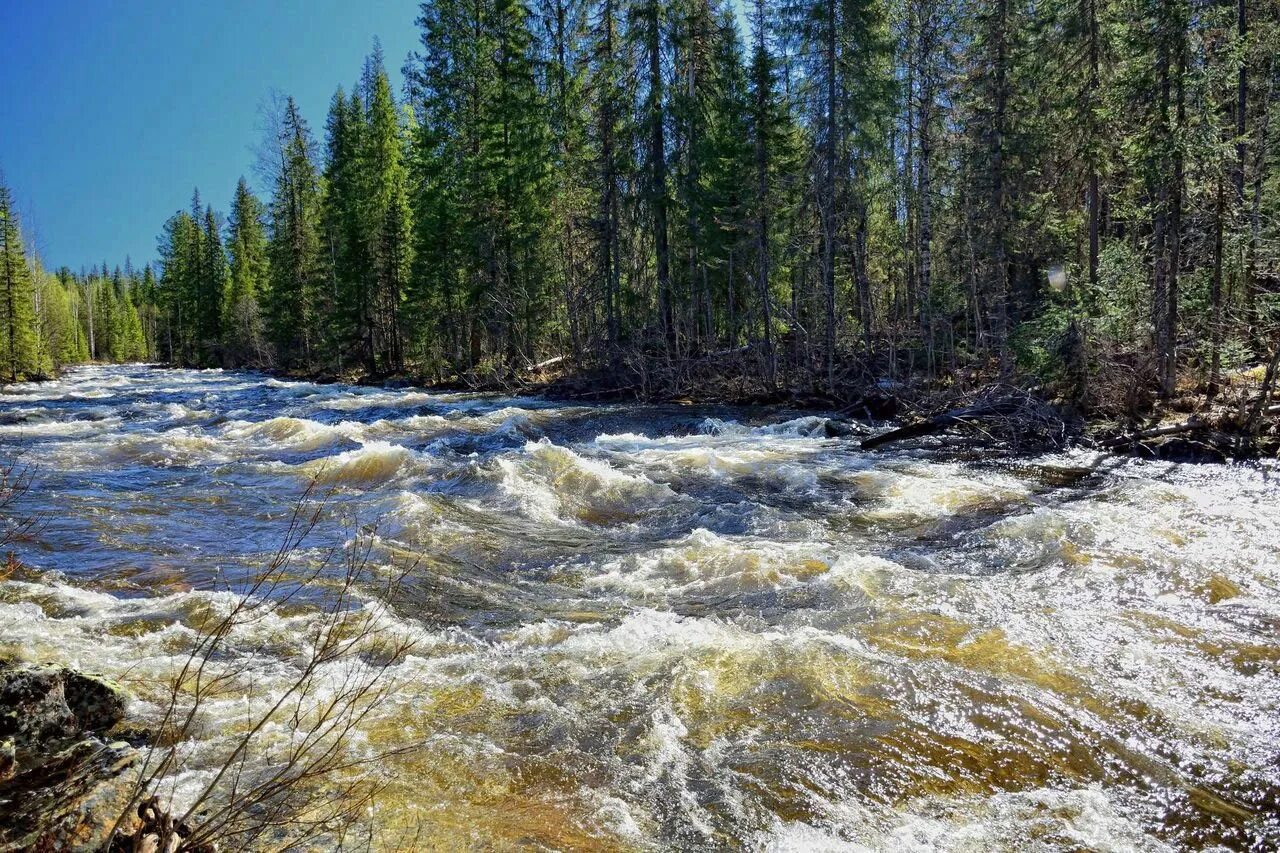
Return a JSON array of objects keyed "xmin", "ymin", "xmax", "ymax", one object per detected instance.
[
  {"xmin": 225, "ymin": 178, "xmax": 270, "ymax": 365},
  {"xmin": 0, "ymin": 181, "xmax": 39, "ymax": 381},
  {"xmin": 199, "ymin": 205, "xmax": 228, "ymax": 362},
  {"xmin": 266, "ymin": 96, "xmax": 325, "ymax": 370},
  {"xmin": 362, "ymin": 47, "xmax": 414, "ymax": 374}
]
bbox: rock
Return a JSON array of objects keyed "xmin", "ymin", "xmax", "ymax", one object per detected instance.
[
  {"xmin": 0, "ymin": 665, "xmax": 80, "ymax": 751},
  {"xmin": 0, "ymin": 739, "xmax": 12, "ymax": 783},
  {"xmin": 1146, "ymin": 436, "xmax": 1229, "ymax": 464},
  {"xmin": 60, "ymin": 671, "xmax": 127, "ymax": 734},
  {"xmin": 823, "ymin": 417, "xmax": 870, "ymax": 439},
  {"xmin": 0, "ymin": 737, "xmax": 141, "ymax": 852},
  {"xmin": 0, "ymin": 665, "xmax": 139, "ymax": 851},
  {"xmin": 0, "ymin": 665, "xmax": 125, "ymax": 753}
]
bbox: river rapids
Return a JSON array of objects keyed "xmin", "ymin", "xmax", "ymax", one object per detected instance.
[{"xmin": 1, "ymin": 365, "xmax": 1277, "ymax": 850}]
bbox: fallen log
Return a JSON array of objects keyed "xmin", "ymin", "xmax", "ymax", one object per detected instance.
[
  {"xmin": 860, "ymin": 399, "xmax": 1025, "ymax": 450},
  {"xmin": 1098, "ymin": 403, "xmax": 1280, "ymax": 451},
  {"xmin": 858, "ymin": 386, "xmax": 1070, "ymax": 452},
  {"xmin": 1098, "ymin": 416, "xmax": 1208, "ymax": 449},
  {"xmin": 526, "ymin": 355, "xmax": 567, "ymax": 373}
]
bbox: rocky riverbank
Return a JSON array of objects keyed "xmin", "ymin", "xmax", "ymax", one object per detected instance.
[
  {"xmin": 0, "ymin": 662, "xmax": 141, "ymax": 851},
  {"xmin": 0, "ymin": 663, "xmax": 206, "ymax": 853}
]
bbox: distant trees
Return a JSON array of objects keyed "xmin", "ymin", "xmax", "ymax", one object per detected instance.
[
  {"xmin": 4, "ymin": 0, "xmax": 1278, "ymax": 408},
  {"xmin": 0, "ymin": 196, "xmax": 148, "ymax": 378}
]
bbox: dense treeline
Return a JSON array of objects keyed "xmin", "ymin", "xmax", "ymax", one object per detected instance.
[
  {"xmin": 1, "ymin": 179, "xmax": 152, "ymax": 381},
  {"xmin": 5, "ymin": 0, "xmax": 1279, "ymax": 409}
]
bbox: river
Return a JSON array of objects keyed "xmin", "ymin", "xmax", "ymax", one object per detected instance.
[{"xmin": 1, "ymin": 365, "xmax": 1277, "ymax": 850}]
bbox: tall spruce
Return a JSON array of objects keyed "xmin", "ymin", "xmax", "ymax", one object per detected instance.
[
  {"xmin": 226, "ymin": 178, "xmax": 270, "ymax": 365},
  {"xmin": 266, "ymin": 96, "xmax": 325, "ymax": 370},
  {"xmin": 0, "ymin": 181, "xmax": 39, "ymax": 381}
]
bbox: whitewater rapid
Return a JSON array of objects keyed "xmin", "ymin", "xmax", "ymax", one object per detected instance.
[{"xmin": 1, "ymin": 365, "xmax": 1278, "ymax": 850}]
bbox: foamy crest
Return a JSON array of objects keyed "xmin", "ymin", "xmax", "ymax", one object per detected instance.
[
  {"xmin": 585, "ymin": 528, "xmax": 889, "ymax": 599},
  {"xmin": 304, "ymin": 440, "xmax": 418, "ymax": 485},
  {"xmin": 494, "ymin": 438, "xmax": 674, "ymax": 524},
  {"xmin": 221, "ymin": 416, "xmax": 365, "ymax": 451}
]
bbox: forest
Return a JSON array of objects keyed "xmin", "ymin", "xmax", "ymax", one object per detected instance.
[{"xmin": 2, "ymin": 0, "xmax": 1277, "ymax": 414}]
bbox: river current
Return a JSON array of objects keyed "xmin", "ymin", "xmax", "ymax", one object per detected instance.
[{"xmin": 1, "ymin": 365, "xmax": 1278, "ymax": 850}]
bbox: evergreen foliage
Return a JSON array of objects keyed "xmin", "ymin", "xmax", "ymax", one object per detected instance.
[
  {"xmin": 4, "ymin": 0, "xmax": 1278, "ymax": 407},
  {"xmin": 0, "ymin": 180, "xmax": 39, "ymax": 381}
]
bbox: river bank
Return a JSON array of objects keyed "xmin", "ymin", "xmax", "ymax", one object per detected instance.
[
  {"xmin": 36, "ymin": 350, "xmax": 1274, "ymax": 463},
  {"xmin": 257, "ymin": 356, "xmax": 1280, "ymax": 463}
]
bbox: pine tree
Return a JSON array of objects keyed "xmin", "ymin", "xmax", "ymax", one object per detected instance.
[
  {"xmin": 266, "ymin": 96, "xmax": 325, "ymax": 370},
  {"xmin": 637, "ymin": 0, "xmax": 676, "ymax": 350},
  {"xmin": 199, "ymin": 205, "xmax": 227, "ymax": 363},
  {"xmin": 407, "ymin": 0, "xmax": 475, "ymax": 370},
  {"xmin": 139, "ymin": 264, "xmax": 159, "ymax": 359},
  {"xmin": 408, "ymin": 0, "xmax": 552, "ymax": 372},
  {"xmin": 322, "ymin": 87, "xmax": 367, "ymax": 370},
  {"xmin": 539, "ymin": 0, "xmax": 592, "ymax": 358},
  {"xmin": 0, "ymin": 181, "xmax": 39, "ymax": 381},
  {"xmin": 157, "ymin": 210, "xmax": 201, "ymax": 363},
  {"xmin": 35, "ymin": 268, "xmax": 78, "ymax": 369},
  {"xmin": 588, "ymin": 0, "xmax": 630, "ymax": 355},
  {"xmin": 362, "ymin": 46, "xmax": 414, "ymax": 374},
  {"xmin": 106, "ymin": 265, "xmax": 126, "ymax": 359},
  {"xmin": 225, "ymin": 178, "xmax": 270, "ymax": 365}
]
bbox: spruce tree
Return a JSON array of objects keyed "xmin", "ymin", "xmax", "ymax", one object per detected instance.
[
  {"xmin": 322, "ymin": 87, "xmax": 367, "ymax": 370},
  {"xmin": 199, "ymin": 205, "xmax": 228, "ymax": 363},
  {"xmin": 266, "ymin": 96, "xmax": 325, "ymax": 370},
  {"xmin": 362, "ymin": 47, "xmax": 414, "ymax": 373},
  {"xmin": 0, "ymin": 181, "xmax": 38, "ymax": 381},
  {"xmin": 158, "ymin": 210, "xmax": 201, "ymax": 364},
  {"xmin": 225, "ymin": 178, "xmax": 270, "ymax": 365}
]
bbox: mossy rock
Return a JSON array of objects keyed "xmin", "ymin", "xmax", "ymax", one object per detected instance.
[{"xmin": 0, "ymin": 665, "xmax": 127, "ymax": 753}]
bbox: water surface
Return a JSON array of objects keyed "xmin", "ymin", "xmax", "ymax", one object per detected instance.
[{"xmin": 2, "ymin": 365, "xmax": 1278, "ymax": 850}]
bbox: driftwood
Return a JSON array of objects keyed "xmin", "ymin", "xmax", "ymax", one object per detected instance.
[
  {"xmin": 1099, "ymin": 403, "xmax": 1280, "ymax": 451},
  {"xmin": 860, "ymin": 387, "xmax": 1067, "ymax": 451},
  {"xmin": 860, "ymin": 405, "xmax": 1007, "ymax": 449},
  {"xmin": 525, "ymin": 355, "xmax": 567, "ymax": 373},
  {"xmin": 1098, "ymin": 417, "xmax": 1209, "ymax": 449}
]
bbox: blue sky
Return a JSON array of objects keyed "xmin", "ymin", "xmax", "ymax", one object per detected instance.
[{"xmin": 0, "ymin": 0, "xmax": 421, "ymax": 272}]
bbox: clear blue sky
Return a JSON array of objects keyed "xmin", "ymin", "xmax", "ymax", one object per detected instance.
[{"xmin": 0, "ymin": 0, "xmax": 420, "ymax": 272}]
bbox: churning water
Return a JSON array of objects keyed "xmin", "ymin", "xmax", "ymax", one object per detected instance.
[{"xmin": 1, "ymin": 365, "xmax": 1278, "ymax": 850}]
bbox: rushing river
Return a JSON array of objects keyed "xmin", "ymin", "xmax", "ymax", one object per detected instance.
[{"xmin": 1, "ymin": 365, "xmax": 1278, "ymax": 850}]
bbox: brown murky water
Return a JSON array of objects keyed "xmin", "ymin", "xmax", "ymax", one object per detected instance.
[{"xmin": 2, "ymin": 365, "xmax": 1278, "ymax": 850}]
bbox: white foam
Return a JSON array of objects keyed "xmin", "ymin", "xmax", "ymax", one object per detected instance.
[{"xmin": 494, "ymin": 438, "xmax": 674, "ymax": 524}]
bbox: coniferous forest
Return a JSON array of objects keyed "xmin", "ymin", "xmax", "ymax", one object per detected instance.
[{"xmin": 3, "ymin": 0, "xmax": 1279, "ymax": 413}]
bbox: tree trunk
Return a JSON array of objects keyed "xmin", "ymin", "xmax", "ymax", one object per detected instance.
[
  {"xmin": 989, "ymin": 0, "xmax": 1011, "ymax": 374},
  {"xmin": 1086, "ymin": 0, "xmax": 1101, "ymax": 289},
  {"xmin": 1246, "ymin": 60, "xmax": 1273, "ymax": 338},
  {"xmin": 916, "ymin": 3, "xmax": 935, "ymax": 372},
  {"xmin": 822, "ymin": 0, "xmax": 838, "ymax": 391},
  {"xmin": 752, "ymin": 1, "xmax": 776, "ymax": 389},
  {"xmin": 1166, "ymin": 31, "xmax": 1185, "ymax": 399},
  {"xmin": 647, "ymin": 0, "xmax": 674, "ymax": 353},
  {"xmin": 601, "ymin": 0, "xmax": 621, "ymax": 354},
  {"xmin": 1235, "ymin": 0, "xmax": 1248, "ymax": 206},
  {"xmin": 1210, "ymin": 171, "xmax": 1224, "ymax": 395}
]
